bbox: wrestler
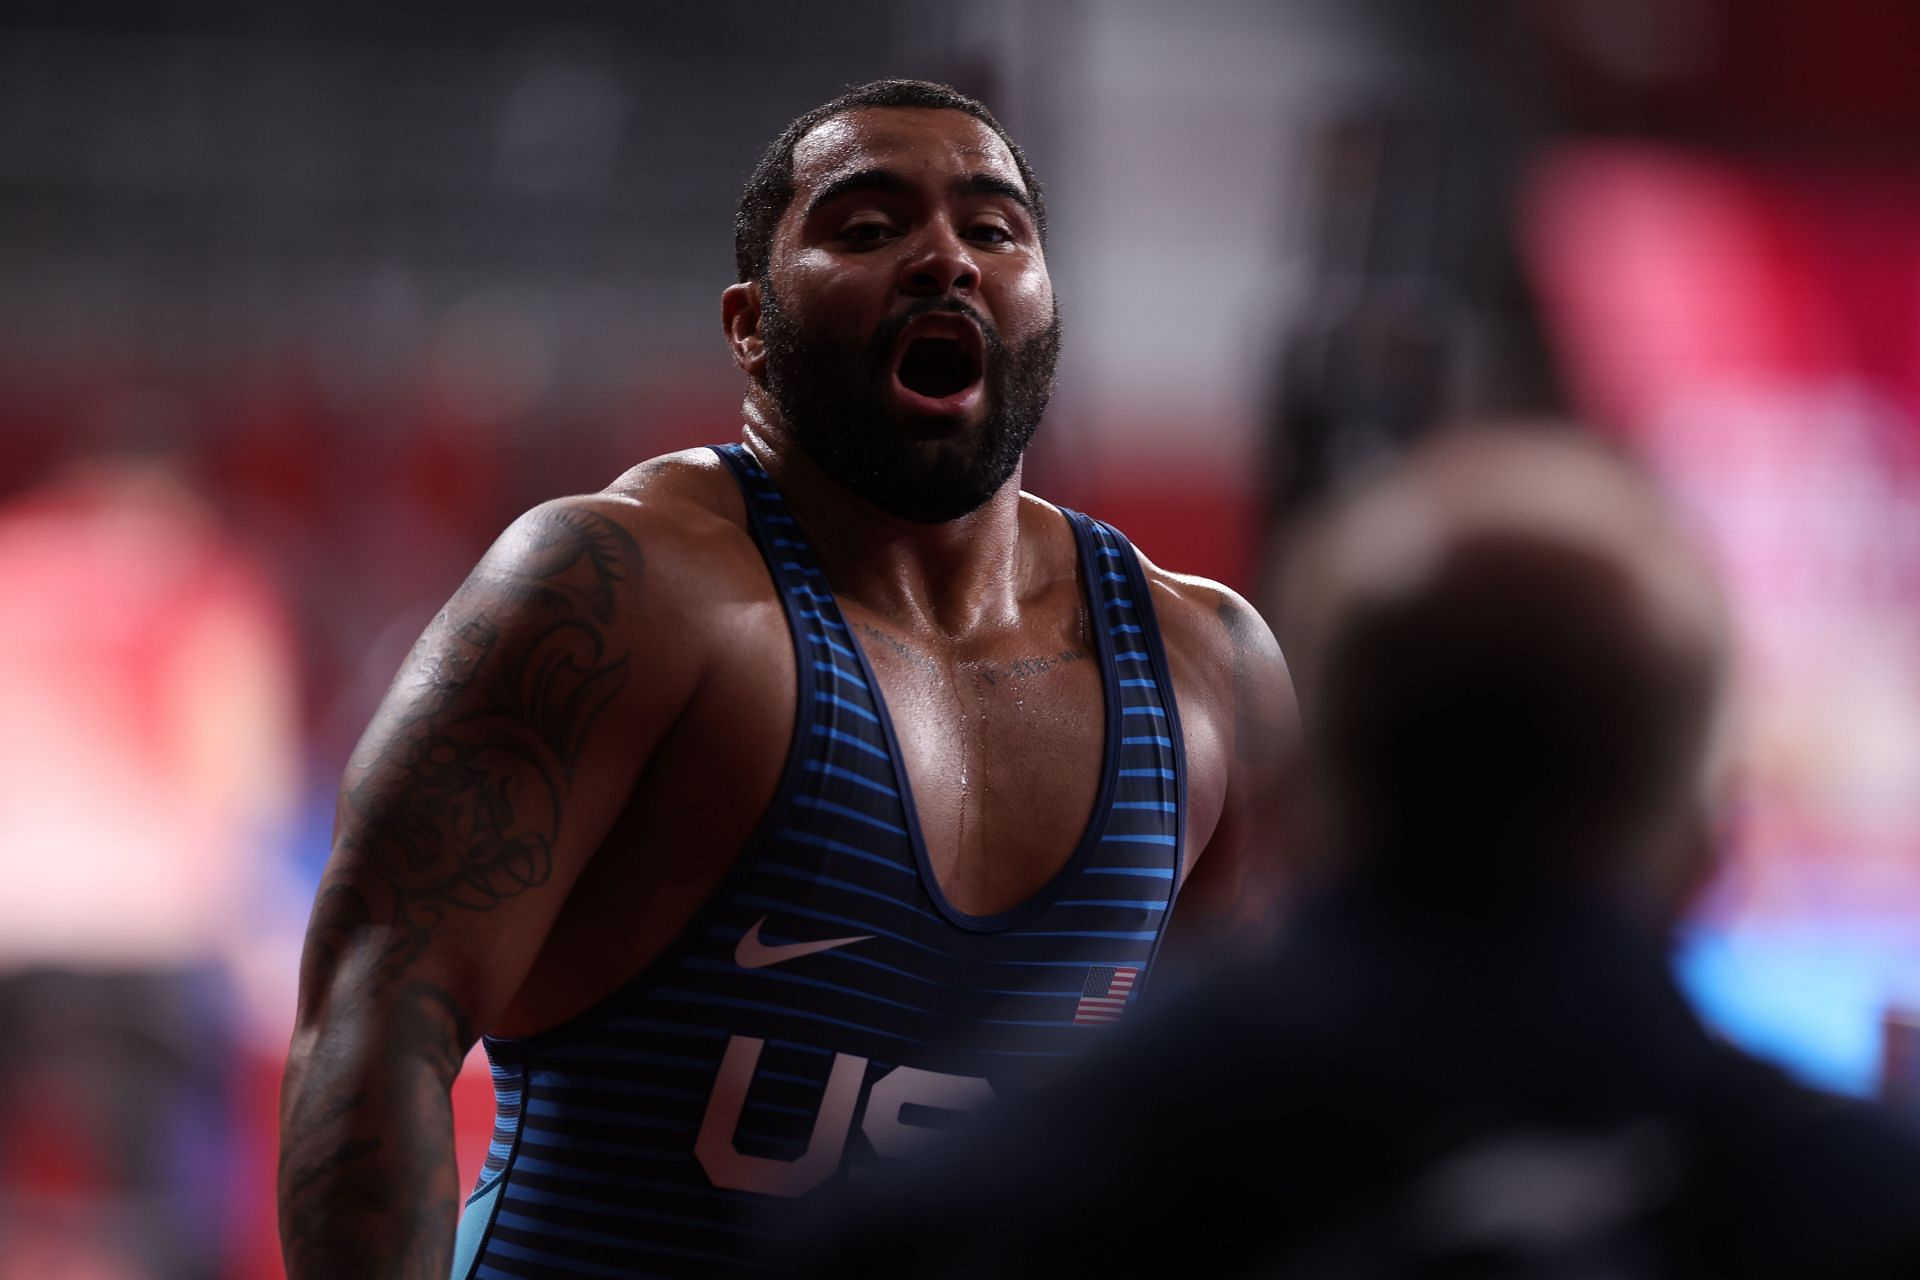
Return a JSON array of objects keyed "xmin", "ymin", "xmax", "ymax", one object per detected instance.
[{"xmin": 278, "ymin": 79, "xmax": 1294, "ymax": 1278}]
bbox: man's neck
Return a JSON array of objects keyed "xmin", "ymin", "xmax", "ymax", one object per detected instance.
[{"xmin": 740, "ymin": 411, "xmax": 1030, "ymax": 642}]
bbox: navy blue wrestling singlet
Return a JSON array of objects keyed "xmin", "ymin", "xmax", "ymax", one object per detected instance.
[{"xmin": 450, "ymin": 443, "xmax": 1188, "ymax": 1278}]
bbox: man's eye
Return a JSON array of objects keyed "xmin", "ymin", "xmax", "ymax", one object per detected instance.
[
  {"xmin": 841, "ymin": 223, "xmax": 896, "ymax": 246},
  {"xmin": 968, "ymin": 224, "xmax": 1014, "ymax": 245}
]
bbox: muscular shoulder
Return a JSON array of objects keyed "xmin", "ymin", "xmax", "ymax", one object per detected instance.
[
  {"xmin": 440, "ymin": 447, "xmax": 768, "ymax": 701},
  {"xmin": 1120, "ymin": 541, "xmax": 1299, "ymax": 960},
  {"xmin": 600, "ymin": 444, "xmax": 742, "ymax": 514},
  {"xmin": 489, "ymin": 447, "xmax": 763, "ymax": 614},
  {"xmin": 593, "ymin": 446, "xmax": 754, "ymax": 571},
  {"xmin": 1127, "ymin": 544, "xmax": 1289, "ymax": 715}
]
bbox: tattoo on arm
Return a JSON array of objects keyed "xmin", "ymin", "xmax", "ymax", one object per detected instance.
[
  {"xmin": 343, "ymin": 506, "xmax": 639, "ymax": 979},
  {"xmin": 279, "ymin": 506, "xmax": 641, "ymax": 1278}
]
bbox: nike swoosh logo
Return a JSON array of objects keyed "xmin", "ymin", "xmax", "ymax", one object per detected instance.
[{"xmin": 734, "ymin": 916, "xmax": 874, "ymax": 970}]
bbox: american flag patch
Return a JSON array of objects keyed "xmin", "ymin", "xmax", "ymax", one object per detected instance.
[{"xmin": 1073, "ymin": 965, "xmax": 1138, "ymax": 1026}]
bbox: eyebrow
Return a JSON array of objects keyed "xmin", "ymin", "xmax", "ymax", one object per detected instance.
[
  {"xmin": 803, "ymin": 167, "xmax": 1037, "ymax": 221},
  {"xmin": 956, "ymin": 172, "xmax": 1037, "ymax": 217}
]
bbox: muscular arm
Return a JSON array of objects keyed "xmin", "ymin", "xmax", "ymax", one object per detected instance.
[
  {"xmin": 1161, "ymin": 588, "xmax": 1300, "ymax": 971},
  {"xmin": 278, "ymin": 500, "xmax": 677, "ymax": 1277}
]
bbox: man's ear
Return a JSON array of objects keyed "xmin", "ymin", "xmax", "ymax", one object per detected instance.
[{"xmin": 722, "ymin": 281, "xmax": 766, "ymax": 378}]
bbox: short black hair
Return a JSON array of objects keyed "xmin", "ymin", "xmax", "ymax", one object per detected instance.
[{"xmin": 734, "ymin": 79, "xmax": 1047, "ymax": 283}]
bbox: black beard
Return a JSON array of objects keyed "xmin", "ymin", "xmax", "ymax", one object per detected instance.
[{"xmin": 759, "ymin": 285, "xmax": 1062, "ymax": 524}]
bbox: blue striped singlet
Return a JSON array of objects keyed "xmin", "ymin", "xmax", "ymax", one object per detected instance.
[{"xmin": 450, "ymin": 443, "xmax": 1188, "ymax": 1277}]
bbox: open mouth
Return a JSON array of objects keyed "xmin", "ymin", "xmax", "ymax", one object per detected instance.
[
  {"xmin": 899, "ymin": 338, "xmax": 979, "ymax": 398},
  {"xmin": 891, "ymin": 314, "xmax": 985, "ymax": 408}
]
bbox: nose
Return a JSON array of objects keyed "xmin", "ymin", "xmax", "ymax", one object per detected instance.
[{"xmin": 898, "ymin": 223, "xmax": 978, "ymax": 299}]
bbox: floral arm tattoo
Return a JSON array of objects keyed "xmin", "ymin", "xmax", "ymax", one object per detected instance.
[{"xmin": 278, "ymin": 506, "xmax": 639, "ymax": 1278}]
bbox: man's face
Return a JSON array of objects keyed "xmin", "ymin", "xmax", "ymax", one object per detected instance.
[{"xmin": 758, "ymin": 107, "xmax": 1061, "ymax": 524}]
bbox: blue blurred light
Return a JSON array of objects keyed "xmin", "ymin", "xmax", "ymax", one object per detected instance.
[{"xmin": 1672, "ymin": 925, "xmax": 1915, "ymax": 1099}]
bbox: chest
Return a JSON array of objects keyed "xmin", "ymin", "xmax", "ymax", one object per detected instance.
[
  {"xmin": 523, "ymin": 545, "xmax": 1224, "ymax": 1032},
  {"xmin": 840, "ymin": 603, "xmax": 1108, "ymax": 917}
]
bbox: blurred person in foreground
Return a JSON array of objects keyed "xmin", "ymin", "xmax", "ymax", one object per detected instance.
[
  {"xmin": 805, "ymin": 425, "xmax": 1920, "ymax": 1278},
  {"xmin": 277, "ymin": 79, "xmax": 1294, "ymax": 1278}
]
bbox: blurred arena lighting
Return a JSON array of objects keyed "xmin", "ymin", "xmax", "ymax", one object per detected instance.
[{"xmin": 1528, "ymin": 143, "xmax": 1920, "ymax": 1099}]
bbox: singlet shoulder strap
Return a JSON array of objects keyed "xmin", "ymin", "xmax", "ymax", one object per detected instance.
[
  {"xmin": 1056, "ymin": 508, "xmax": 1191, "ymax": 935},
  {"xmin": 712, "ymin": 439, "xmax": 871, "ymax": 642}
]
